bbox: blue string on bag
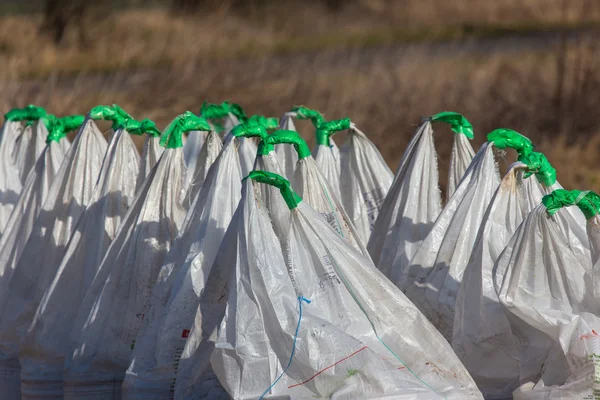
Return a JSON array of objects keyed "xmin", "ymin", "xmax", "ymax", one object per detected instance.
[{"xmin": 259, "ymin": 296, "xmax": 311, "ymax": 400}]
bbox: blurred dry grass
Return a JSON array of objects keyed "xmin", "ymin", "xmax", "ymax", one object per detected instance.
[{"xmin": 1, "ymin": 0, "xmax": 600, "ymax": 192}]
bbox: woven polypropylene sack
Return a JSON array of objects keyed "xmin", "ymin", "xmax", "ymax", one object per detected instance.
[
  {"xmin": 176, "ymin": 176, "xmax": 482, "ymax": 399},
  {"xmin": 274, "ymin": 114, "xmax": 298, "ymax": 179},
  {"xmin": 136, "ymin": 135, "xmax": 164, "ymax": 193},
  {"xmin": 0, "ymin": 138, "xmax": 69, "ymax": 328},
  {"xmin": 313, "ymin": 138, "xmax": 342, "ymax": 200},
  {"xmin": 399, "ymin": 142, "xmax": 500, "ymax": 341},
  {"xmin": 292, "ymin": 154, "xmax": 368, "ymax": 256},
  {"xmin": 368, "ymin": 119, "xmax": 474, "ymax": 281},
  {"xmin": 13, "ymin": 121, "xmax": 49, "ymax": 184},
  {"xmin": 183, "ymin": 130, "xmax": 208, "ymax": 187},
  {"xmin": 19, "ymin": 127, "xmax": 140, "ymax": 399},
  {"xmin": 447, "ymin": 132, "xmax": 475, "ymax": 201},
  {"xmin": 495, "ymin": 206, "xmax": 600, "ymax": 399},
  {"xmin": 184, "ymin": 130, "xmax": 222, "ymax": 208},
  {"xmin": 0, "ymin": 121, "xmax": 24, "ymax": 237},
  {"xmin": 0, "ymin": 118, "xmax": 108, "ymax": 400},
  {"xmin": 340, "ymin": 125, "xmax": 393, "ymax": 244},
  {"xmin": 452, "ymin": 164, "xmax": 558, "ymax": 399},
  {"xmin": 122, "ymin": 136, "xmax": 242, "ymax": 400},
  {"xmin": 63, "ymin": 146, "xmax": 187, "ymax": 400}
]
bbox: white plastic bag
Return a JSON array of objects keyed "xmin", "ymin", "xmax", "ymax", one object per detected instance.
[
  {"xmin": 399, "ymin": 141, "xmax": 500, "ymax": 340},
  {"xmin": 63, "ymin": 113, "xmax": 197, "ymax": 399},
  {"xmin": 176, "ymin": 170, "xmax": 483, "ymax": 399},
  {"xmin": 0, "ymin": 134, "xmax": 69, "ymax": 319},
  {"xmin": 136, "ymin": 125, "xmax": 164, "ymax": 193},
  {"xmin": 269, "ymin": 129, "xmax": 368, "ymax": 255},
  {"xmin": 312, "ymin": 124, "xmax": 343, "ymax": 200},
  {"xmin": 368, "ymin": 113, "xmax": 475, "ymax": 279},
  {"xmin": 19, "ymin": 125, "xmax": 141, "ymax": 399},
  {"xmin": 494, "ymin": 192, "xmax": 600, "ymax": 399},
  {"xmin": 452, "ymin": 159, "xmax": 558, "ymax": 399},
  {"xmin": 0, "ymin": 120, "xmax": 24, "ymax": 236},
  {"xmin": 340, "ymin": 123, "xmax": 393, "ymax": 243},
  {"xmin": 274, "ymin": 113, "xmax": 299, "ymax": 179},
  {"xmin": 184, "ymin": 130, "xmax": 222, "ymax": 207},
  {"xmin": 183, "ymin": 130, "xmax": 208, "ymax": 186},
  {"xmin": 13, "ymin": 121, "xmax": 48, "ymax": 184},
  {"xmin": 0, "ymin": 117, "xmax": 108, "ymax": 399},
  {"xmin": 447, "ymin": 132, "xmax": 475, "ymax": 201},
  {"xmin": 122, "ymin": 134, "xmax": 243, "ymax": 400}
]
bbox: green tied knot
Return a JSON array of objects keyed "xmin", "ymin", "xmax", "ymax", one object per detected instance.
[
  {"xmin": 292, "ymin": 106, "xmax": 326, "ymax": 127},
  {"xmin": 316, "ymin": 117, "xmax": 351, "ymax": 146},
  {"xmin": 258, "ymin": 129, "xmax": 311, "ymax": 158},
  {"xmin": 4, "ymin": 104, "xmax": 47, "ymax": 122},
  {"xmin": 120, "ymin": 118, "xmax": 161, "ymax": 137},
  {"xmin": 245, "ymin": 170, "xmax": 302, "ymax": 210},
  {"xmin": 520, "ymin": 152, "xmax": 556, "ymax": 186},
  {"xmin": 247, "ymin": 115, "xmax": 279, "ymax": 131},
  {"xmin": 160, "ymin": 111, "xmax": 211, "ymax": 149},
  {"xmin": 200, "ymin": 101, "xmax": 248, "ymax": 125},
  {"xmin": 430, "ymin": 111, "xmax": 474, "ymax": 139},
  {"xmin": 230, "ymin": 122, "xmax": 268, "ymax": 141},
  {"xmin": 46, "ymin": 115, "xmax": 85, "ymax": 143},
  {"xmin": 487, "ymin": 128, "xmax": 534, "ymax": 159},
  {"xmin": 89, "ymin": 104, "xmax": 134, "ymax": 129},
  {"xmin": 542, "ymin": 189, "xmax": 600, "ymax": 220}
]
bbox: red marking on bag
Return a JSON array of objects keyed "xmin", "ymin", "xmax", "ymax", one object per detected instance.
[
  {"xmin": 181, "ymin": 329, "xmax": 190, "ymax": 338},
  {"xmin": 579, "ymin": 331, "xmax": 600, "ymax": 340},
  {"xmin": 288, "ymin": 346, "xmax": 368, "ymax": 389}
]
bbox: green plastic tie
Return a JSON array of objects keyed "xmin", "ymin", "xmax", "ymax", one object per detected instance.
[
  {"xmin": 230, "ymin": 123, "xmax": 268, "ymax": 140},
  {"xmin": 5, "ymin": 105, "xmax": 47, "ymax": 122},
  {"xmin": 135, "ymin": 118, "xmax": 161, "ymax": 136},
  {"xmin": 245, "ymin": 170, "xmax": 302, "ymax": 210},
  {"xmin": 200, "ymin": 101, "xmax": 230, "ymax": 120},
  {"xmin": 46, "ymin": 114, "xmax": 84, "ymax": 143},
  {"xmin": 89, "ymin": 104, "xmax": 134, "ymax": 129},
  {"xmin": 265, "ymin": 129, "xmax": 311, "ymax": 159},
  {"xmin": 487, "ymin": 128, "xmax": 534, "ymax": 158},
  {"xmin": 430, "ymin": 111, "xmax": 474, "ymax": 139},
  {"xmin": 542, "ymin": 189, "xmax": 600, "ymax": 219},
  {"xmin": 248, "ymin": 115, "xmax": 279, "ymax": 131},
  {"xmin": 228, "ymin": 102, "xmax": 248, "ymax": 124},
  {"xmin": 291, "ymin": 106, "xmax": 326, "ymax": 127},
  {"xmin": 316, "ymin": 117, "xmax": 351, "ymax": 146},
  {"xmin": 160, "ymin": 111, "xmax": 211, "ymax": 149},
  {"xmin": 520, "ymin": 152, "xmax": 557, "ymax": 186}
]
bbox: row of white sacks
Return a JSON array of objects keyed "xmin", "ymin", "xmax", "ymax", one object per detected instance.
[{"xmin": 0, "ymin": 104, "xmax": 595, "ymax": 399}]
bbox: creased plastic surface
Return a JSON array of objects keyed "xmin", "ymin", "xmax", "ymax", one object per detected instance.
[
  {"xmin": 292, "ymin": 155, "xmax": 368, "ymax": 256},
  {"xmin": 136, "ymin": 135, "xmax": 164, "ymax": 194},
  {"xmin": 340, "ymin": 125, "xmax": 393, "ymax": 244},
  {"xmin": 447, "ymin": 132, "xmax": 475, "ymax": 201},
  {"xmin": 452, "ymin": 164, "xmax": 557, "ymax": 399},
  {"xmin": 176, "ymin": 177, "xmax": 483, "ymax": 399},
  {"xmin": 274, "ymin": 114, "xmax": 298, "ymax": 179},
  {"xmin": 13, "ymin": 121, "xmax": 48, "ymax": 184},
  {"xmin": 313, "ymin": 140, "xmax": 341, "ymax": 200},
  {"xmin": 19, "ymin": 128, "xmax": 140, "ymax": 399},
  {"xmin": 0, "ymin": 118, "xmax": 108, "ymax": 399},
  {"xmin": 399, "ymin": 142, "xmax": 500, "ymax": 341},
  {"xmin": 0, "ymin": 141, "xmax": 69, "ymax": 394},
  {"xmin": 183, "ymin": 130, "xmax": 208, "ymax": 187},
  {"xmin": 64, "ymin": 148, "xmax": 187, "ymax": 399},
  {"xmin": 495, "ymin": 206, "xmax": 600, "ymax": 399},
  {"xmin": 368, "ymin": 120, "xmax": 443, "ymax": 279},
  {"xmin": 122, "ymin": 137, "xmax": 242, "ymax": 400},
  {"xmin": 0, "ymin": 121, "xmax": 24, "ymax": 236},
  {"xmin": 184, "ymin": 130, "xmax": 222, "ymax": 208}
]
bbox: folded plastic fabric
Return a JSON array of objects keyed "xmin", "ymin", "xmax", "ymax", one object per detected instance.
[
  {"xmin": 0, "ymin": 116, "xmax": 108, "ymax": 400},
  {"xmin": 122, "ymin": 133, "xmax": 243, "ymax": 400},
  {"xmin": 62, "ymin": 112, "xmax": 195, "ymax": 399},
  {"xmin": 19, "ymin": 124, "xmax": 141, "ymax": 399},
  {"xmin": 175, "ymin": 171, "xmax": 483, "ymax": 399},
  {"xmin": 368, "ymin": 113, "xmax": 475, "ymax": 280}
]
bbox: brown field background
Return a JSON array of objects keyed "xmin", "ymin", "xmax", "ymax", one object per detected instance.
[{"xmin": 1, "ymin": 0, "xmax": 600, "ymax": 194}]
